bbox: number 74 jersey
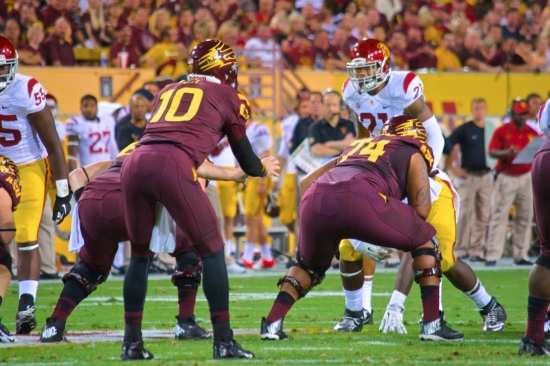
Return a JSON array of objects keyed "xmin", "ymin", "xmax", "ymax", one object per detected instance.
[
  {"xmin": 342, "ymin": 71, "xmax": 424, "ymax": 136},
  {"xmin": 0, "ymin": 74, "xmax": 48, "ymax": 166}
]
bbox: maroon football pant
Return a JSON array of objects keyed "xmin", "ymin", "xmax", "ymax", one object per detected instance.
[
  {"xmin": 532, "ymin": 147, "xmax": 550, "ymax": 258},
  {"xmin": 120, "ymin": 144, "xmax": 224, "ymax": 257},
  {"xmin": 298, "ymin": 180, "xmax": 436, "ymax": 270}
]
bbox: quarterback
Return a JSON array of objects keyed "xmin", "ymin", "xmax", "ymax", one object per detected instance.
[
  {"xmin": 336, "ymin": 39, "xmax": 505, "ymax": 336},
  {"xmin": 0, "ymin": 36, "xmax": 70, "ymax": 335}
]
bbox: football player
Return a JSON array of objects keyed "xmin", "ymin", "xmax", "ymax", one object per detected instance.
[
  {"xmin": 120, "ymin": 40, "xmax": 280, "ymax": 359},
  {"xmin": 261, "ymin": 116, "xmax": 461, "ymax": 341},
  {"xmin": 66, "ymin": 94, "xmax": 118, "ymax": 172},
  {"xmin": 0, "ymin": 156, "xmax": 20, "ymax": 343},
  {"xmin": 40, "ymin": 143, "xmax": 249, "ymax": 358},
  {"xmin": 335, "ymin": 39, "xmax": 505, "ymax": 335},
  {"xmin": 0, "ymin": 36, "xmax": 71, "ymax": 334},
  {"xmin": 242, "ymin": 120, "xmax": 275, "ymax": 269},
  {"xmin": 518, "ymin": 100, "xmax": 550, "ymax": 356}
]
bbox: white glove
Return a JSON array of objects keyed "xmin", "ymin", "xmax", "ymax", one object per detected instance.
[
  {"xmin": 349, "ymin": 239, "xmax": 392, "ymax": 261},
  {"xmin": 379, "ymin": 304, "xmax": 407, "ymax": 334}
]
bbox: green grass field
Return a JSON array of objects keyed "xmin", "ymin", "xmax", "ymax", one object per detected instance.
[{"xmin": 0, "ymin": 267, "xmax": 546, "ymax": 365}]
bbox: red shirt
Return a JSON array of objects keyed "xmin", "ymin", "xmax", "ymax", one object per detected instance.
[
  {"xmin": 40, "ymin": 34, "xmax": 75, "ymax": 66},
  {"xmin": 489, "ymin": 122, "xmax": 540, "ymax": 175},
  {"xmin": 284, "ymin": 46, "xmax": 315, "ymax": 69}
]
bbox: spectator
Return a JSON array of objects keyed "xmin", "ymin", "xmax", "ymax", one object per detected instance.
[
  {"xmin": 205, "ymin": 17, "xmax": 218, "ymax": 38},
  {"xmin": 41, "ymin": 0, "xmax": 67, "ymax": 33},
  {"xmin": 367, "ymin": 7, "xmax": 390, "ymax": 32},
  {"xmin": 142, "ymin": 81, "xmax": 159, "ymax": 96},
  {"xmin": 339, "ymin": 13, "xmax": 355, "ymax": 36},
  {"xmin": 449, "ymin": 16, "xmax": 470, "ymax": 45},
  {"xmin": 399, "ymin": 5, "xmax": 420, "ymax": 31},
  {"xmin": 431, "ymin": 2, "xmax": 450, "ymax": 35},
  {"xmin": 211, "ymin": 0, "xmax": 233, "ymax": 28},
  {"xmin": 377, "ymin": 0, "xmax": 403, "ymax": 24},
  {"xmin": 344, "ymin": 0, "xmax": 359, "ymax": 17},
  {"xmin": 82, "ymin": 0, "xmax": 111, "ymax": 47},
  {"xmin": 488, "ymin": 37, "xmax": 534, "ymax": 71},
  {"xmin": 287, "ymin": 12, "xmax": 306, "ymax": 37},
  {"xmin": 296, "ymin": 0, "xmax": 322, "ymax": 13},
  {"xmin": 189, "ymin": 20, "xmax": 210, "ymax": 50},
  {"xmin": 308, "ymin": 90, "xmax": 356, "ymax": 159},
  {"xmin": 372, "ymin": 24, "xmax": 387, "ymax": 42},
  {"xmin": 319, "ymin": 0, "xmax": 341, "ymax": 38},
  {"xmin": 455, "ymin": 27, "xmax": 499, "ymax": 71},
  {"xmin": 418, "ymin": 8, "xmax": 441, "ymax": 46},
  {"xmin": 116, "ymin": 93, "xmax": 149, "ymax": 150},
  {"xmin": 313, "ymin": 29, "xmax": 345, "ymax": 70},
  {"xmin": 64, "ymin": 0, "xmax": 86, "ymax": 45},
  {"xmin": 492, "ymin": 0, "xmax": 506, "ymax": 26},
  {"xmin": 40, "ymin": 17, "xmax": 76, "ymax": 66},
  {"xmin": 387, "ymin": 29, "xmax": 409, "ymax": 70},
  {"xmin": 351, "ymin": 12, "xmax": 372, "ymax": 40},
  {"xmin": 18, "ymin": 25, "xmax": 45, "ymax": 66},
  {"xmin": 486, "ymin": 23, "xmax": 503, "ymax": 45},
  {"xmin": 526, "ymin": 93, "xmax": 543, "ymax": 133},
  {"xmin": 130, "ymin": 7, "xmax": 159, "ymax": 54},
  {"xmin": 434, "ymin": 31, "xmax": 462, "ymax": 71},
  {"xmin": 109, "ymin": 25, "xmax": 140, "ymax": 68},
  {"xmin": 532, "ymin": 36, "xmax": 550, "ymax": 71},
  {"xmin": 501, "ymin": 9, "xmax": 523, "ymax": 40},
  {"xmin": 140, "ymin": 0, "xmax": 156, "ymax": 16},
  {"xmin": 300, "ymin": 3, "xmax": 316, "ymax": 35},
  {"xmin": 105, "ymin": 1, "xmax": 128, "ymax": 40},
  {"xmin": 121, "ymin": 0, "xmax": 139, "ymax": 19},
  {"xmin": 257, "ymin": 0, "xmax": 275, "ymax": 24},
  {"xmin": 270, "ymin": 11, "xmax": 289, "ymax": 38},
  {"xmin": 216, "ymin": 21, "xmax": 242, "ymax": 52},
  {"xmin": 3, "ymin": 19, "xmax": 21, "ymax": 47},
  {"xmin": 445, "ymin": 98, "xmax": 494, "ymax": 262},
  {"xmin": 405, "ymin": 26, "xmax": 425, "ymax": 59},
  {"xmin": 19, "ymin": 3, "xmax": 43, "ymax": 43},
  {"xmin": 485, "ymin": 100, "xmax": 541, "ymax": 266},
  {"xmin": 142, "ymin": 26, "xmax": 187, "ymax": 78},
  {"xmin": 176, "ymin": 7, "xmax": 194, "ymax": 48},
  {"xmin": 331, "ymin": 27, "xmax": 352, "ymax": 61},
  {"xmin": 244, "ymin": 22, "xmax": 280, "ymax": 67},
  {"xmin": 283, "ymin": 30, "xmax": 315, "ymax": 69},
  {"xmin": 149, "ymin": 8, "xmax": 171, "ymax": 40},
  {"xmin": 408, "ymin": 41, "xmax": 437, "ymax": 70},
  {"xmin": 194, "ymin": 6, "xmax": 213, "ymax": 22}
]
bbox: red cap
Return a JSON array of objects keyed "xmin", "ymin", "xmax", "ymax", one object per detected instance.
[{"xmin": 511, "ymin": 100, "xmax": 529, "ymax": 114}]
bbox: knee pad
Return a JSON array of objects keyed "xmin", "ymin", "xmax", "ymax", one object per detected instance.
[
  {"xmin": 277, "ymin": 255, "xmax": 326, "ymax": 299},
  {"xmin": 411, "ymin": 239, "xmax": 442, "ymax": 284},
  {"xmin": 171, "ymin": 251, "xmax": 202, "ymax": 286},
  {"xmin": 0, "ymin": 250, "xmax": 12, "ymax": 273},
  {"xmin": 62, "ymin": 262, "xmax": 110, "ymax": 296},
  {"xmin": 535, "ymin": 254, "xmax": 550, "ymax": 271},
  {"xmin": 338, "ymin": 239, "xmax": 363, "ymax": 262}
]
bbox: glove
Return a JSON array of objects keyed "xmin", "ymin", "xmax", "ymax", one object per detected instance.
[
  {"xmin": 379, "ymin": 303, "xmax": 407, "ymax": 334},
  {"xmin": 53, "ymin": 193, "xmax": 72, "ymax": 224},
  {"xmin": 349, "ymin": 239, "xmax": 392, "ymax": 261}
]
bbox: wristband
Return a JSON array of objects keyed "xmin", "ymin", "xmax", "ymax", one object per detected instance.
[
  {"xmin": 56, "ymin": 179, "xmax": 70, "ymax": 197},
  {"xmin": 68, "ymin": 155, "xmax": 78, "ymax": 161},
  {"xmin": 272, "ymin": 175, "xmax": 279, "ymax": 183}
]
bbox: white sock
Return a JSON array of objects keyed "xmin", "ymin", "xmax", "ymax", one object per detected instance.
[
  {"xmin": 113, "ymin": 242, "xmax": 125, "ymax": 268},
  {"xmin": 362, "ymin": 278, "xmax": 373, "ymax": 312},
  {"xmin": 224, "ymin": 239, "xmax": 234, "ymax": 256},
  {"xmin": 19, "ymin": 280, "xmax": 39, "ymax": 301},
  {"xmin": 439, "ymin": 280, "xmax": 443, "ymax": 311},
  {"xmin": 260, "ymin": 243, "xmax": 273, "ymax": 261},
  {"xmin": 243, "ymin": 242, "xmax": 256, "ymax": 262},
  {"xmin": 344, "ymin": 288, "xmax": 363, "ymax": 312},
  {"xmin": 465, "ymin": 279, "xmax": 492, "ymax": 309},
  {"xmin": 388, "ymin": 290, "xmax": 407, "ymax": 307}
]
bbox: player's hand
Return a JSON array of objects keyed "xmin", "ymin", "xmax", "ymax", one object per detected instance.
[
  {"xmin": 233, "ymin": 169, "xmax": 248, "ymax": 184},
  {"xmin": 450, "ymin": 167, "xmax": 468, "ymax": 179},
  {"xmin": 53, "ymin": 193, "xmax": 72, "ymax": 224},
  {"xmin": 379, "ymin": 304, "xmax": 407, "ymax": 334},
  {"xmin": 349, "ymin": 239, "xmax": 392, "ymax": 261},
  {"xmin": 261, "ymin": 156, "xmax": 281, "ymax": 177}
]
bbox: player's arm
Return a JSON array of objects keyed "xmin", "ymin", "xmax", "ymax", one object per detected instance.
[
  {"xmin": 196, "ymin": 160, "xmax": 248, "ymax": 184},
  {"xmin": 487, "ymin": 128, "xmax": 517, "ymax": 158},
  {"xmin": 349, "ymin": 109, "xmax": 370, "ymax": 139},
  {"xmin": 405, "ymin": 152, "xmax": 432, "ymax": 220},
  {"xmin": 67, "ymin": 135, "xmax": 80, "ymax": 172},
  {"xmin": 0, "ymin": 188, "xmax": 15, "ymax": 245},
  {"xmin": 299, "ymin": 157, "xmax": 338, "ymax": 196},
  {"xmin": 68, "ymin": 160, "xmax": 114, "ymax": 192}
]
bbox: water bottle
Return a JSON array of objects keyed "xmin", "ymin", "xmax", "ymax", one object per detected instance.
[
  {"xmin": 100, "ymin": 51, "xmax": 108, "ymax": 68},
  {"xmin": 315, "ymin": 53, "xmax": 323, "ymax": 70}
]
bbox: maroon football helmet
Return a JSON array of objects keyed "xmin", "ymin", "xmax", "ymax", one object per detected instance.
[
  {"xmin": 0, "ymin": 36, "xmax": 18, "ymax": 91},
  {"xmin": 381, "ymin": 114, "xmax": 428, "ymax": 144},
  {"xmin": 347, "ymin": 39, "xmax": 391, "ymax": 93},
  {"xmin": 264, "ymin": 192, "xmax": 280, "ymax": 218},
  {"xmin": 187, "ymin": 39, "xmax": 239, "ymax": 88}
]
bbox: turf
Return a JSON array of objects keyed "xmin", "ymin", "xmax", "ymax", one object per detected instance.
[{"xmin": 0, "ymin": 267, "xmax": 544, "ymax": 365}]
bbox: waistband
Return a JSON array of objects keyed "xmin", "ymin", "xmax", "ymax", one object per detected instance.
[{"xmin": 467, "ymin": 168, "xmax": 491, "ymax": 176}]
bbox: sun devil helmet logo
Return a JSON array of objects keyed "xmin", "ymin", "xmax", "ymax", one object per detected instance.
[
  {"xmin": 188, "ymin": 39, "xmax": 239, "ymax": 88},
  {"xmin": 198, "ymin": 41, "xmax": 236, "ymax": 71}
]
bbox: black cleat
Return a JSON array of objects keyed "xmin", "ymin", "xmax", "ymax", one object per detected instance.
[
  {"xmin": 120, "ymin": 340, "xmax": 154, "ymax": 361},
  {"xmin": 480, "ymin": 297, "xmax": 507, "ymax": 332},
  {"xmin": 363, "ymin": 309, "xmax": 374, "ymax": 325},
  {"xmin": 39, "ymin": 318, "xmax": 66, "ymax": 343},
  {"xmin": 175, "ymin": 316, "xmax": 212, "ymax": 340},
  {"xmin": 0, "ymin": 317, "xmax": 15, "ymax": 343},
  {"xmin": 213, "ymin": 338, "xmax": 255, "ymax": 359},
  {"xmin": 544, "ymin": 313, "xmax": 550, "ymax": 340},
  {"xmin": 420, "ymin": 315, "xmax": 464, "ymax": 341},
  {"xmin": 333, "ymin": 308, "xmax": 363, "ymax": 332},
  {"xmin": 15, "ymin": 306, "xmax": 36, "ymax": 334},
  {"xmin": 260, "ymin": 317, "xmax": 288, "ymax": 340},
  {"xmin": 518, "ymin": 336, "xmax": 550, "ymax": 356}
]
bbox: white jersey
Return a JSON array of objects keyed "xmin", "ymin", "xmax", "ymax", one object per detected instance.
[
  {"xmin": 277, "ymin": 114, "xmax": 299, "ymax": 174},
  {"xmin": 66, "ymin": 114, "xmax": 118, "ymax": 166},
  {"xmin": 246, "ymin": 122, "xmax": 272, "ymax": 156},
  {"xmin": 209, "ymin": 138, "xmax": 236, "ymax": 167},
  {"xmin": 55, "ymin": 119, "xmax": 66, "ymax": 142},
  {"xmin": 0, "ymin": 73, "xmax": 48, "ymax": 165}
]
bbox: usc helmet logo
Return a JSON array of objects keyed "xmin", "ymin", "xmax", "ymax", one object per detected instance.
[{"xmin": 377, "ymin": 43, "xmax": 390, "ymax": 60}]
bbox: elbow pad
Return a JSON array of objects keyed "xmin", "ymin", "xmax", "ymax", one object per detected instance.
[
  {"xmin": 230, "ymin": 137, "xmax": 267, "ymax": 177},
  {"xmin": 422, "ymin": 115, "xmax": 444, "ymax": 167}
]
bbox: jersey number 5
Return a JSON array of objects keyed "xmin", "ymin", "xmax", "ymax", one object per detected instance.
[
  {"xmin": 150, "ymin": 87, "xmax": 204, "ymax": 123},
  {"xmin": 0, "ymin": 115, "xmax": 21, "ymax": 147}
]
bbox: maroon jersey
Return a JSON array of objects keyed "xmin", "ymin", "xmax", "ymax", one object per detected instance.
[
  {"xmin": 318, "ymin": 135, "xmax": 434, "ymax": 200},
  {"xmin": 140, "ymin": 81, "xmax": 251, "ymax": 168},
  {"xmin": 0, "ymin": 156, "xmax": 21, "ymax": 211}
]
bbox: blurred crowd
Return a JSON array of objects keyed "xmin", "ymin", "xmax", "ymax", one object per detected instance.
[{"xmin": 0, "ymin": 0, "xmax": 548, "ymax": 76}]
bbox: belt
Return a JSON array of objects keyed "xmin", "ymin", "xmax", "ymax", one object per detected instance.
[{"xmin": 468, "ymin": 169, "xmax": 491, "ymax": 176}]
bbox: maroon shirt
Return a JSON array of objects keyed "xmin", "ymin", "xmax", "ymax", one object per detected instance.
[
  {"xmin": 409, "ymin": 53, "xmax": 437, "ymax": 70},
  {"xmin": 40, "ymin": 34, "xmax": 75, "ymax": 66},
  {"xmin": 40, "ymin": 5, "xmax": 63, "ymax": 30},
  {"xmin": 319, "ymin": 135, "xmax": 434, "ymax": 200},
  {"xmin": 140, "ymin": 81, "xmax": 251, "ymax": 168},
  {"xmin": 284, "ymin": 46, "xmax": 315, "ymax": 68},
  {"xmin": 81, "ymin": 10, "xmax": 101, "ymax": 42},
  {"xmin": 487, "ymin": 48, "xmax": 526, "ymax": 67},
  {"xmin": 130, "ymin": 26, "xmax": 159, "ymax": 54},
  {"xmin": 109, "ymin": 41, "xmax": 141, "ymax": 68},
  {"xmin": 17, "ymin": 42, "xmax": 45, "ymax": 66}
]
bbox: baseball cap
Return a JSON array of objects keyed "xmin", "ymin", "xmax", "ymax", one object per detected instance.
[
  {"xmin": 132, "ymin": 88, "xmax": 154, "ymax": 102},
  {"xmin": 511, "ymin": 99, "xmax": 529, "ymax": 114}
]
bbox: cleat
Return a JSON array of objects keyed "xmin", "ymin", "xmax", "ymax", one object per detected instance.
[
  {"xmin": 39, "ymin": 318, "xmax": 66, "ymax": 343},
  {"xmin": 260, "ymin": 317, "xmax": 288, "ymax": 340},
  {"xmin": 226, "ymin": 263, "xmax": 247, "ymax": 274},
  {"xmin": 544, "ymin": 313, "xmax": 550, "ymax": 340},
  {"xmin": 480, "ymin": 297, "xmax": 507, "ymax": 332},
  {"xmin": 120, "ymin": 340, "xmax": 154, "ymax": 361},
  {"xmin": 363, "ymin": 309, "xmax": 374, "ymax": 325},
  {"xmin": 175, "ymin": 316, "xmax": 212, "ymax": 340},
  {"xmin": 420, "ymin": 315, "xmax": 464, "ymax": 341},
  {"xmin": 260, "ymin": 258, "xmax": 276, "ymax": 269},
  {"xmin": 379, "ymin": 304, "xmax": 407, "ymax": 334},
  {"xmin": 213, "ymin": 338, "xmax": 255, "ymax": 359},
  {"xmin": 15, "ymin": 306, "xmax": 36, "ymax": 334},
  {"xmin": 240, "ymin": 259, "xmax": 254, "ymax": 269},
  {"xmin": 333, "ymin": 308, "xmax": 363, "ymax": 332},
  {"xmin": 0, "ymin": 317, "xmax": 15, "ymax": 343},
  {"xmin": 518, "ymin": 336, "xmax": 550, "ymax": 356}
]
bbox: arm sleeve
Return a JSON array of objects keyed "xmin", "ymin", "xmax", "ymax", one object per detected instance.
[
  {"xmin": 401, "ymin": 73, "xmax": 424, "ymax": 110},
  {"xmin": 308, "ymin": 123, "xmax": 323, "ymax": 147},
  {"xmin": 26, "ymin": 78, "xmax": 47, "ymax": 114},
  {"xmin": 229, "ymin": 136, "xmax": 266, "ymax": 177},
  {"xmin": 422, "ymin": 115, "xmax": 444, "ymax": 167}
]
